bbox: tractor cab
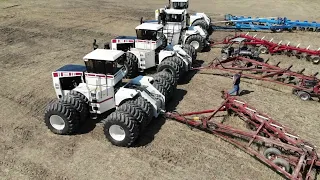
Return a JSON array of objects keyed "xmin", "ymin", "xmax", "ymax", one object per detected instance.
[
  {"xmin": 169, "ymin": 0, "xmax": 189, "ymax": 9},
  {"xmin": 52, "ymin": 49, "xmax": 126, "ymax": 99},
  {"xmin": 157, "ymin": 9, "xmax": 187, "ymax": 29},
  {"xmin": 135, "ymin": 23, "xmax": 165, "ymax": 50},
  {"xmin": 83, "ymin": 49, "xmax": 126, "ymax": 87}
]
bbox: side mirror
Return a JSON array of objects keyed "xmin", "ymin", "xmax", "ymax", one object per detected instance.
[{"xmin": 140, "ymin": 17, "xmax": 143, "ymax": 24}]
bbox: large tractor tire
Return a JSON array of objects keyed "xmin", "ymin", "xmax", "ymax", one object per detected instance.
[
  {"xmin": 59, "ymin": 95, "xmax": 88, "ymax": 123},
  {"xmin": 117, "ymin": 102, "xmax": 148, "ymax": 131},
  {"xmin": 183, "ymin": 44, "xmax": 197, "ymax": 62},
  {"xmin": 103, "ymin": 110, "xmax": 139, "ymax": 147},
  {"xmin": 157, "ymin": 70, "xmax": 177, "ymax": 89},
  {"xmin": 121, "ymin": 52, "xmax": 138, "ymax": 78},
  {"xmin": 68, "ymin": 90, "xmax": 89, "ymax": 121},
  {"xmin": 172, "ymin": 56, "xmax": 186, "ymax": 79},
  {"xmin": 152, "ymin": 75, "xmax": 174, "ymax": 100},
  {"xmin": 69, "ymin": 90, "xmax": 89, "ymax": 104},
  {"xmin": 133, "ymin": 95, "xmax": 154, "ymax": 124},
  {"xmin": 153, "ymin": 82, "xmax": 167, "ymax": 101},
  {"xmin": 157, "ymin": 57, "xmax": 180, "ymax": 81},
  {"xmin": 192, "ymin": 19, "xmax": 209, "ymax": 31},
  {"xmin": 44, "ymin": 100, "xmax": 80, "ymax": 135},
  {"xmin": 185, "ymin": 34, "xmax": 205, "ymax": 52},
  {"xmin": 159, "ymin": 33, "xmax": 168, "ymax": 50}
]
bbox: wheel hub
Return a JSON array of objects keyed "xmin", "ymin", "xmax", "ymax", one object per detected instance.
[
  {"xmin": 190, "ymin": 41, "xmax": 200, "ymax": 50},
  {"xmin": 109, "ymin": 125, "xmax": 126, "ymax": 141},
  {"xmin": 49, "ymin": 115, "xmax": 66, "ymax": 130}
]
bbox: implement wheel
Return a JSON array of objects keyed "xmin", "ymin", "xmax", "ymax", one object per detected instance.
[
  {"xmin": 272, "ymin": 158, "xmax": 290, "ymax": 173},
  {"xmin": 263, "ymin": 147, "xmax": 281, "ymax": 160}
]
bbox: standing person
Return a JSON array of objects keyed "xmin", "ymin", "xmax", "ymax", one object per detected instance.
[{"xmin": 229, "ymin": 71, "xmax": 242, "ymax": 96}]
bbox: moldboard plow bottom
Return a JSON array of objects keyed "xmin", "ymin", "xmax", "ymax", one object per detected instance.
[
  {"xmin": 194, "ymin": 56, "xmax": 320, "ymax": 101},
  {"xmin": 165, "ymin": 93, "xmax": 320, "ymax": 180}
]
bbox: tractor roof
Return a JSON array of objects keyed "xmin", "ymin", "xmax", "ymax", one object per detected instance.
[
  {"xmin": 164, "ymin": 9, "xmax": 185, "ymax": 15},
  {"xmin": 135, "ymin": 23, "xmax": 163, "ymax": 31},
  {"xmin": 55, "ymin": 64, "xmax": 86, "ymax": 72},
  {"xmin": 171, "ymin": 0, "xmax": 188, "ymax": 2},
  {"xmin": 83, "ymin": 49, "xmax": 124, "ymax": 61}
]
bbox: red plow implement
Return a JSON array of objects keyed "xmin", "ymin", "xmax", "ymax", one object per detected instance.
[
  {"xmin": 213, "ymin": 33, "xmax": 320, "ymax": 64},
  {"xmin": 165, "ymin": 93, "xmax": 320, "ymax": 180},
  {"xmin": 195, "ymin": 56, "xmax": 320, "ymax": 101}
]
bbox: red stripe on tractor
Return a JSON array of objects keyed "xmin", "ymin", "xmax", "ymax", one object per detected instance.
[
  {"xmin": 53, "ymin": 72, "xmax": 58, "ymax": 77},
  {"xmin": 97, "ymin": 97, "xmax": 113, "ymax": 104},
  {"xmin": 96, "ymin": 74, "xmax": 106, "ymax": 78},
  {"xmin": 75, "ymin": 72, "xmax": 82, "ymax": 76},
  {"xmin": 112, "ymin": 39, "xmax": 116, "ymax": 43},
  {"xmin": 106, "ymin": 75, "xmax": 113, "ymax": 78}
]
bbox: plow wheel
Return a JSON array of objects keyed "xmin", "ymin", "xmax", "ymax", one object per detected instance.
[
  {"xmin": 312, "ymin": 56, "xmax": 320, "ymax": 64},
  {"xmin": 298, "ymin": 91, "xmax": 311, "ymax": 101},
  {"xmin": 103, "ymin": 110, "xmax": 139, "ymax": 147},
  {"xmin": 263, "ymin": 147, "xmax": 281, "ymax": 160},
  {"xmin": 272, "ymin": 158, "xmax": 291, "ymax": 173},
  {"xmin": 258, "ymin": 46, "xmax": 269, "ymax": 54},
  {"xmin": 306, "ymin": 55, "xmax": 312, "ymax": 61}
]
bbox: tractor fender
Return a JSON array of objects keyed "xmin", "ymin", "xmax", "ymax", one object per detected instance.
[
  {"xmin": 190, "ymin": 13, "xmax": 210, "ymax": 25},
  {"xmin": 158, "ymin": 50, "xmax": 175, "ymax": 64},
  {"xmin": 194, "ymin": 13, "xmax": 211, "ymax": 25},
  {"xmin": 128, "ymin": 50, "xmax": 141, "ymax": 62},
  {"xmin": 125, "ymin": 75, "xmax": 165, "ymax": 116},
  {"xmin": 173, "ymin": 45, "xmax": 192, "ymax": 69},
  {"xmin": 114, "ymin": 87, "xmax": 139, "ymax": 106},
  {"xmin": 191, "ymin": 26, "xmax": 207, "ymax": 38}
]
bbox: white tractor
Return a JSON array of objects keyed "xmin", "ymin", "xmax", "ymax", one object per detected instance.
[
  {"xmin": 166, "ymin": 0, "xmax": 212, "ymax": 32},
  {"xmin": 44, "ymin": 49, "xmax": 177, "ymax": 147},
  {"xmin": 152, "ymin": 8, "xmax": 210, "ymax": 52},
  {"xmin": 104, "ymin": 22, "xmax": 195, "ymax": 80}
]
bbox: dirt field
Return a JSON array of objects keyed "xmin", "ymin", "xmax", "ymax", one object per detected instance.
[{"xmin": 1, "ymin": 0, "xmax": 320, "ymax": 179}]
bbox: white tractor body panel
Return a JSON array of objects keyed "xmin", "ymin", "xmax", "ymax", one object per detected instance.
[
  {"xmin": 190, "ymin": 13, "xmax": 210, "ymax": 26},
  {"xmin": 129, "ymin": 48, "xmax": 156, "ymax": 69},
  {"xmin": 129, "ymin": 75, "xmax": 165, "ymax": 117},
  {"xmin": 173, "ymin": 45, "xmax": 192, "ymax": 70},
  {"xmin": 135, "ymin": 39, "xmax": 159, "ymax": 50},
  {"xmin": 158, "ymin": 50, "xmax": 175, "ymax": 64},
  {"xmin": 115, "ymin": 88, "xmax": 139, "ymax": 106},
  {"xmin": 189, "ymin": 26, "xmax": 206, "ymax": 38}
]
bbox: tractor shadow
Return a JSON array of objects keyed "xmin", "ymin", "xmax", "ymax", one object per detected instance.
[
  {"xmin": 178, "ymin": 59, "xmax": 204, "ymax": 85},
  {"xmin": 134, "ymin": 88, "xmax": 187, "ymax": 147}
]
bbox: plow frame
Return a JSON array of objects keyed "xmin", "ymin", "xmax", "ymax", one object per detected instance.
[
  {"xmin": 165, "ymin": 93, "xmax": 320, "ymax": 180},
  {"xmin": 193, "ymin": 56, "xmax": 320, "ymax": 100},
  {"xmin": 211, "ymin": 33, "xmax": 320, "ymax": 64},
  {"xmin": 224, "ymin": 14, "xmax": 320, "ymax": 31}
]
